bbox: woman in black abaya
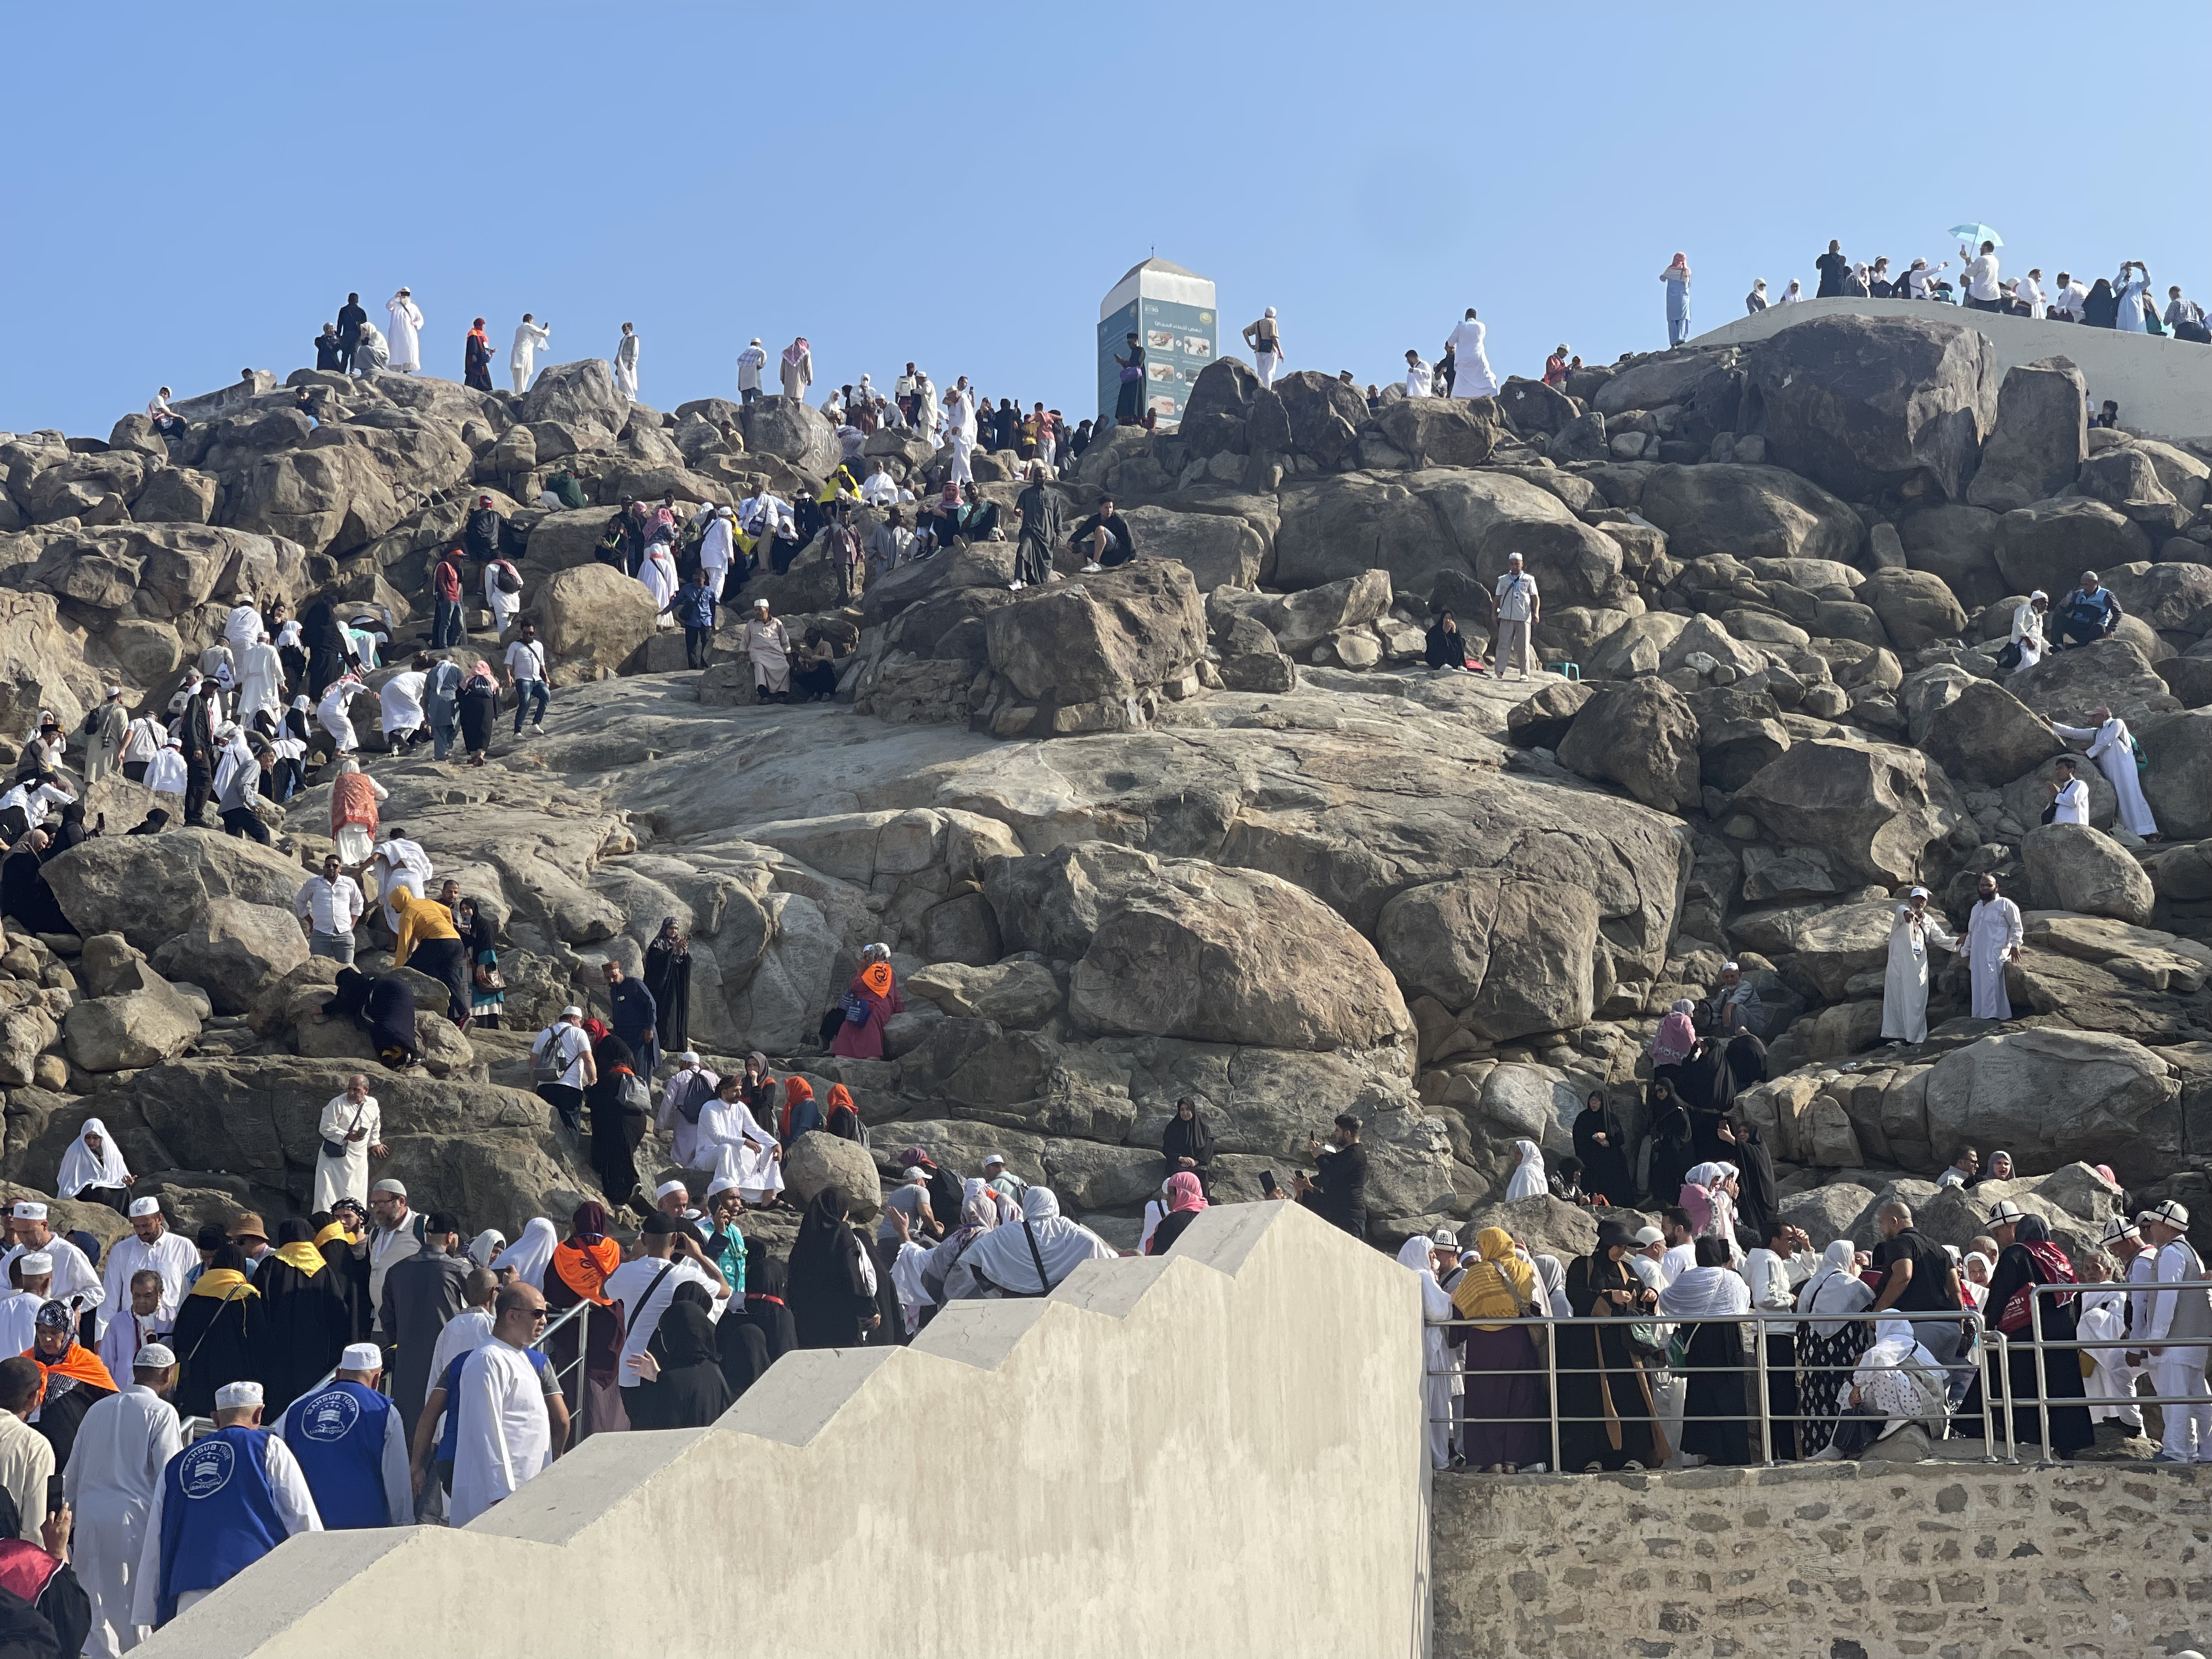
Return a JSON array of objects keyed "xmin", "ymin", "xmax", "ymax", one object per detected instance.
[
  {"xmin": 1160, "ymin": 1096, "xmax": 1216, "ymax": 1196},
  {"xmin": 785, "ymin": 1185, "xmax": 878, "ymax": 1350},
  {"xmin": 642, "ymin": 917, "xmax": 692, "ymax": 1054},
  {"xmin": 585, "ymin": 1031, "xmax": 646, "ymax": 1209},
  {"xmin": 1645, "ymin": 1079, "xmax": 1694, "ymax": 1212},
  {"xmin": 628, "ymin": 1282, "xmax": 734, "ymax": 1430},
  {"xmin": 1573, "ymin": 1092, "xmax": 1635, "ymax": 1207}
]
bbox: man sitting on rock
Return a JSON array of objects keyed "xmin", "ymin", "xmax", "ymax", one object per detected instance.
[
  {"xmin": 2053, "ymin": 568, "xmax": 2123, "ymax": 649},
  {"xmin": 1069, "ymin": 498, "xmax": 1137, "ymax": 573}
]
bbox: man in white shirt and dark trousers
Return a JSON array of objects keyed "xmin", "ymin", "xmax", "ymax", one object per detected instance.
[
  {"xmin": 504, "ymin": 620, "xmax": 549, "ymax": 735},
  {"xmin": 1744, "ymin": 1219, "xmax": 1820, "ymax": 1458},
  {"xmin": 604, "ymin": 1212, "xmax": 729, "ymax": 1406},
  {"xmin": 2137, "ymin": 1200, "xmax": 2212, "ymax": 1463},
  {"xmin": 294, "ymin": 854, "xmax": 365, "ymax": 964},
  {"xmin": 1491, "ymin": 552, "xmax": 1539, "ymax": 680},
  {"xmin": 2047, "ymin": 757, "xmax": 2090, "ymax": 826},
  {"xmin": 1960, "ymin": 240, "xmax": 2003, "ymax": 313}
]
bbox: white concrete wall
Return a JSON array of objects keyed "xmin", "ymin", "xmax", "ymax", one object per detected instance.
[
  {"xmin": 1692, "ymin": 295, "xmax": 2212, "ymax": 441},
  {"xmin": 137, "ymin": 1201, "xmax": 1430, "ymax": 1659}
]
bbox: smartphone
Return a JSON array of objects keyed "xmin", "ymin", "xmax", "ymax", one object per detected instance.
[{"xmin": 1259, "ymin": 1171, "xmax": 1278, "ymax": 1198}]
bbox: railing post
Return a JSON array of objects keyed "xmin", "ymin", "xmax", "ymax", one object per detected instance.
[
  {"xmin": 1995, "ymin": 1333, "xmax": 2018, "ymax": 1463},
  {"xmin": 2029, "ymin": 1288, "xmax": 2052, "ymax": 1463},
  {"xmin": 1973, "ymin": 1313, "xmax": 1997, "ymax": 1461},
  {"xmin": 1756, "ymin": 1313, "xmax": 1774, "ymax": 1466},
  {"xmin": 1546, "ymin": 1315, "xmax": 1561, "ymax": 1475}
]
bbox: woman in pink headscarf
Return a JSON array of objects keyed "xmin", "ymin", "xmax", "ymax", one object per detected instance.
[
  {"xmin": 1144, "ymin": 1171, "xmax": 1209, "ymax": 1257},
  {"xmin": 1661, "ymin": 252, "xmax": 1693, "ymax": 346},
  {"xmin": 780, "ymin": 337, "xmax": 813, "ymax": 399},
  {"xmin": 1652, "ymin": 998, "xmax": 1697, "ymax": 1068}
]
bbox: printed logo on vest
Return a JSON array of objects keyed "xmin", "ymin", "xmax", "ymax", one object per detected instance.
[
  {"xmin": 180, "ymin": 1439, "xmax": 236, "ymax": 1499},
  {"xmin": 302, "ymin": 1389, "xmax": 360, "ymax": 1441}
]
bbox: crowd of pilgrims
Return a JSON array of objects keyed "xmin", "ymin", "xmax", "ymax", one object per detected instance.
[{"xmin": 1391, "ymin": 964, "xmax": 2196, "ymax": 1477}]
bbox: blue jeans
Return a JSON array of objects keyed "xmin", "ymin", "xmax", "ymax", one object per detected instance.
[
  {"xmin": 432, "ymin": 598, "xmax": 465, "ymax": 648},
  {"xmin": 513, "ymin": 679, "xmax": 549, "ymax": 731}
]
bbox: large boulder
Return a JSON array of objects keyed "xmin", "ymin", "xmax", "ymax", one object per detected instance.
[
  {"xmin": 736, "ymin": 397, "xmax": 837, "ymax": 477},
  {"xmin": 1271, "ymin": 473, "xmax": 1459, "ymax": 591},
  {"xmin": 1634, "ymin": 464, "xmax": 1863, "ymax": 564},
  {"xmin": 1908, "ymin": 673, "xmax": 2062, "ymax": 786},
  {"xmin": 224, "ymin": 445, "xmax": 406, "ymax": 557},
  {"xmin": 1555, "ymin": 678, "xmax": 1701, "ymax": 812},
  {"xmin": 1900, "ymin": 504, "xmax": 2008, "ymax": 611},
  {"xmin": 2102, "ymin": 561, "xmax": 2212, "ymax": 634},
  {"xmin": 1741, "ymin": 313, "xmax": 1998, "ymax": 503},
  {"xmin": 43, "ymin": 834, "xmax": 308, "ymax": 954},
  {"xmin": 781, "ymin": 1130, "xmax": 883, "ymax": 1222},
  {"xmin": 1372, "ymin": 397, "xmax": 1504, "ymax": 469},
  {"xmin": 1920, "ymin": 1029, "xmax": 2177, "ymax": 1184},
  {"xmin": 1859, "ymin": 567, "xmax": 1967, "ymax": 651},
  {"xmin": 1268, "ymin": 371, "xmax": 1369, "ymax": 469},
  {"xmin": 1375, "ymin": 878, "xmax": 1599, "ymax": 1041},
  {"xmin": 1733, "ymin": 740, "xmax": 1961, "ymax": 886},
  {"xmin": 1730, "ymin": 899, "xmax": 1897, "ymax": 1002},
  {"xmin": 983, "ymin": 561, "xmax": 1206, "ymax": 707},
  {"xmin": 150, "ymin": 899, "xmax": 311, "ymax": 1016},
  {"xmin": 1993, "ymin": 499, "xmax": 2154, "ymax": 599},
  {"xmin": 63, "ymin": 983, "xmax": 200, "ymax": 1073},
  {"xmin": 1116, "ymin": 506, "xmax": 1263, "ymax": 590},
  {"xmin": 2022, "ymin": 823, "xmax": 2154, "ymax": 923},
  {"xmin": 1966, "ymin": 357, "xmax": 2089, "ymax": 512},
  {"xmin": 1262, "ymin": 569, "xmax": 1394, "ymax": 656},
  {"xmin": 2008, "ymin": 636, "xmax": 2169, "ymax": 724},
  {"xmin": 1069, "ymin": 862, "xmax": 1410, "ymax": 1052},
  {"xmin": 2138, "ymin": 709, "xmax": 2212, "ymax": 841},
  {"xmin": 534, "ymin": 562, "xmax": 659, "ymax": 673},
  {"xmin": 515, "ymin": 359, "xmax": 627, "ymax": 436}
]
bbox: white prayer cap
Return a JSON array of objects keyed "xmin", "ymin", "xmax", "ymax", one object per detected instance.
[
  {"xmin": 371, "ymin": 1177, "xmax": 407, "ymax": 1198},
  {"xmin": 1633, "ymin": 1226, "xmax": 1665, "ymax": 1246},
  {"xmin": 215, "ymin": 1380, "xmax": 265, "ymax": 1409},
  {"xmin": 1506, "ymin": 550, "xmax": 1524, "ymax": 562},
  {"xmin": 10, "ymin": 1203, "xmax": 45, "ymax": 1221},
  {"xmin": 2100, "ymin": 1215, "xmax": 2141, "ymax": 1244},
  {"xmin": 753, "ymin": 598, "xmax": 770, "ymax": 610},
  {"xmin": 2148, "ymin": 1199, "xmax": 2192, "ymax": 1229},
  {"xmin": 16, "ymin": 1253, "xmax": 51, "ymax": 1275},
  {"xmin": 105, "ymin": 685, "xmax": 122, "ymax": 699},
  {"xmin": 1264, "ymin": 307, "xmax": 1276, "ymax": 317},
  {"xmin": 1722, "ymin": 961, "xmax": 1740, "ymax": 972},
  {"xmin": 749, "ymin": 337, "xmax": 761, "ymax": 345},
  {"xmin": 983, "ymin": 1152, "xmax": 1008, "ymax": 1167},
  {"xmin": 704, "ymin": 1174, "xmax": 739, "ymax": 1203},
  {"xmin": 135, "ymin": 1342, "xmax": 177, "ymax": 1369},
  {"xmin": 2030, "ymin": 589, "xmax": 2048, "ymax": 601},
  {"xmin": 654, "ymin": 1180, "xmax": 688, "ymax": 1201},
  {"xmin": 714, "ymin": 505, "xmax": 731, "ymax": 517},
  {"xmin": 128, "ymin": 1197, "xmax": 162, "ymax": 1218},
  {"xmin": 561, "ymin": 1006, "xmax": 583, "ymax": 1019},
  {"xmin": 1985, "ymin": 1199, "xmax": 2027, "ymax": 1226},
  {"xmin": 1908, "ymin": 886, "xmax": 1930, "ymax": 899},
  {"xmin": 679, "ymin": 1051, "xmax": 701, "ymax": 1065},
  {"xmin": 340, "ymin": 1342, "xmax": 383, "ymax": 1372}
]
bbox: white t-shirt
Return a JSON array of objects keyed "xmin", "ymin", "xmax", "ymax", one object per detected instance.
[
  {"xmin": 1494, "ymin": 571, "xmax": 1537, "ymax": 622},
  {"xmin": 2052, "ymin": 777, "xmax": 2090, "ymax": 826},
  {"xmin": 533, "ymin": 1024, "xmax": 589, "ymax": 1089},
  {"xmin": 505, "ymin": 640, "xmax": 546, "ymax": 682},
  {"xmin": 604, "ymin": 1255, "xmax": 717, "ymax": 1389}
]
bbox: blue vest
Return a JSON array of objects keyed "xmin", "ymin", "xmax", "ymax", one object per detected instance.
[
  {"xmin": 281, "ymin": 1380, "xmax": 396, "ymax": 1530},
  {"xmin": 156, "ymin": 1426, "xmax": 285, "ymax": 1626}
]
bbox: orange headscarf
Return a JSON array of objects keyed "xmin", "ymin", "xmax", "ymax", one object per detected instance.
[
  {"xmin": 827, "ymin": 1084, "xmax": 855, "ymax": 1120},
  {"xmin": 780, "ymin": 1076, "xmax": 816, "ymax": 1142},
  {"xmin": 859, "ymin": 961, "xmax": 894, "ymax": 998},
  {"xmin": 552, "ymin": 1238, "xmax": 622, "ymax": 1305}
]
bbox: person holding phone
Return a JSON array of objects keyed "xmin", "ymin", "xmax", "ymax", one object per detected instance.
[{"xmin": 1294, "ymin": 1116, "xmax": 1369, "ymax": 1239}]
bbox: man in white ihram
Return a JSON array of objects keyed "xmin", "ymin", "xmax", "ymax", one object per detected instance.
[
  {"xmin": 1881, "ymin": 886, "xmax": 1956, "ymax": 1046},
  {"xmin": 385, "ymin": 288, "xmax": 424, "ymax": 374},
  {"xmin": 510, "ymin": 313, "xmax": 550, "ymax": 395},
  {"xmin": 2134, "ymin": 1200, "xmax": 2212, "ymax": 1464},
  {"xmin": 1963, "ymin": 873, "xmax": 2023, "ymax": 1021},
  {"xmin": 1492, "ymin": 552, "xmax": 1538, "ymax": 680},
  {"xmin": 449, "ymin": 1283, "xmax": 554, "ymax": 1526},
  {"xmin": 2046, "ymin": 705, "xmax": 2159, "ymax": 840},
  {"xmin": 64, "ymin": 1339, "xmax": 183, "ymax": 1657},
  {"xmin": 1444, "ymin": 307, "xmax": 1498, "ymax": 399}
]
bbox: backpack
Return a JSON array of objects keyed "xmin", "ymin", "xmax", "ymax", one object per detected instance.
[
  {"xmin": 532, "ymin": 1025, "xmax": 579, "ymax": 1087},
  {"xmin": 2131, "ymin": 732, "xmax": 2148, "ymax": 773},
  {"xmin": 493, "ymin": 561, "xmax": 521, "ymax": 594},
  {"xmin": 671, "ymin": 1069, "xmax": 715, "ymax": 1126}
]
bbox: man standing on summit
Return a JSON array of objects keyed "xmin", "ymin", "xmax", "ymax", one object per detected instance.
[
  {"xmin": 336, "ymin": 292, "xmax": 368, "ymax": 375},
  {"xmin": 1815, "ymin": 240, "xmax": 1851, "ymax": 298}
]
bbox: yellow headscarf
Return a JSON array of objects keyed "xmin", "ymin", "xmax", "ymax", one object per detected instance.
[{"xmin": 1448, "ymin": 1227, "xmax": 1538, "ymax": 1330}]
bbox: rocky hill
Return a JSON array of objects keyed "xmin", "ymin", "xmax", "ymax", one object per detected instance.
[{"xmin": 4, "ymin": 314, "xmax": 2211, "ymax": 1257}]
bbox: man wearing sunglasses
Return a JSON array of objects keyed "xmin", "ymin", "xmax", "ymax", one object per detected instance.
[{"xmin": 444, "ymin": 1284, "xmax": 565, "ymax": 1527}]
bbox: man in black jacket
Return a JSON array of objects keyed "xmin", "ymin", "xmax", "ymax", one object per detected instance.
[
  {"xmin": 1295, "ymin": 1114, "xmax": 1369, "ymax": 1240},
  {"xmin": 1070, "ymin": 498, "xmax": 1138, "ymax": 572},
  {"xmin": 336, "ymin": 292, "xmax": 368, "ymax": 374},
  {"xmin": 177, "ymin": 680, "xmax": 221, "ymax": 828}
]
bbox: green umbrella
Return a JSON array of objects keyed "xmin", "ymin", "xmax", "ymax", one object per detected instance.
[{"xmin": 1949, "ymin": 223, "xmax": 2004, "ymax": 248}]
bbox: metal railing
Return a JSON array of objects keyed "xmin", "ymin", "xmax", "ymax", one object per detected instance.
[
  {"xmin": 1428, "ymin": 1276, "xmax": 2212, "ymax": 1471},
  {"xmin": 269, "ymin": 1294, "xmax": 597, "ymax": 1425},
  {"xmin": 1427, "ymin": 1306, "xmax": 1993, "ymax": 1471}
]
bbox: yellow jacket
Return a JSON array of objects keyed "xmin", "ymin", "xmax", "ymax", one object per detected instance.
[{"xmin": 391, "ymin": 889, "xmax": 458, "ymax": 967}]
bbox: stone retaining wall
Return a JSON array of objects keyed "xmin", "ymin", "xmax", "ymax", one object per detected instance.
[{"xmin": 1432, "ymin": 1460, "xmax": 2210, "ymax": 1659}]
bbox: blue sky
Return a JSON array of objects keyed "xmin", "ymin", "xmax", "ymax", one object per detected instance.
[{"xmin": 3, "ymin": 4, "xmax": 2205, "ymax": 439}]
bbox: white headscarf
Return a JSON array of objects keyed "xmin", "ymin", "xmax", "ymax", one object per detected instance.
[
  {"xmin": 1657, "ymin": 1263, "xmax": 1750, "ymax": 1319},
  {"xmin": 55, "ymin": 1118, "xmax": 130, "ymax": 1199},
  {"xmin": 1797, "ymin": 1239, "xmax": 1874, "ymax": 1336},
  {"xmin": 467, "ymin": 1229, "xmax": 506, "ymax": 1269},
  {"xmin": 1503, "ymin": 1139, "xmax": 1547, "ymax": 1202},
  {"xmin": 1683, "ymin": 1161, "xmax": 1725, "ymax": 1192},
  {"xmin": 1532, "ymin": 1252, "xmax": 1571, "ymax": 1319},
  {"xmin": 956, "ymin": 1188, "xmax": 1116, "ymax": 1295},
  {"xmin": 501, "ymin": 1217, "xmax": 560, "ymax": 1289}
]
